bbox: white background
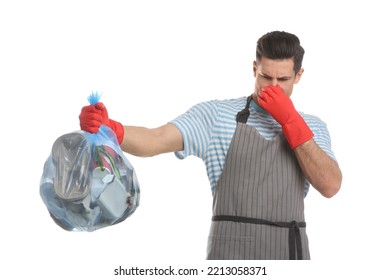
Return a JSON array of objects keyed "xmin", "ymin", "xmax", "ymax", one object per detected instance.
[{"xmin": 1, "ymin": 0, "xmax": 379, "ymax": 279}]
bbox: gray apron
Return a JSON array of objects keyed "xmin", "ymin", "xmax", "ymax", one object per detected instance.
[{"xmin": 207, "ymin": 96, "xmax": 310, "ymax": 260}]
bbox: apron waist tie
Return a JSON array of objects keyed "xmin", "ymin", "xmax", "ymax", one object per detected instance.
[{"xmin": 212, "ymin": 215, "xmax": 306, "ymax": 260}]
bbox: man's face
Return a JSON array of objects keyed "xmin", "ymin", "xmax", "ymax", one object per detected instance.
[{"xmin": 253, "ymin": 56, "xmax": 303, "ymax": 100}]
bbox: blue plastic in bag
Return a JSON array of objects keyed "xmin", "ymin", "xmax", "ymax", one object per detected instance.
[{"xmin": 40, "ymin": 93, "xmax": 140, "ymax": 231}]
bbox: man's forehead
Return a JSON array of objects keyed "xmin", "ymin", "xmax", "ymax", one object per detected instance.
[{"xmin": 257, "ymin": 58, "xmax": 295, "ymax": 77}]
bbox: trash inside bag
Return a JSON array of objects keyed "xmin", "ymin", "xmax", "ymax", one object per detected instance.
[{"xmin": 40, "ymin": 93, "xmax": 140, "ymax": 232}]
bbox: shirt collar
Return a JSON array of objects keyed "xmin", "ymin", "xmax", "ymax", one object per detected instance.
[{"xmin": 250, "ymin": 98, "xmax": 269, "ymax": 115}]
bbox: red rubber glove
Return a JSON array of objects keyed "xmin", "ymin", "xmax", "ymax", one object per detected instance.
[
  {"xmin": 79, "ymin": 102, "xmax": 124, "ymax": 144},
  {"xmin": 258, "ymin": 85, "xmax": 314, "ymax": 149}
]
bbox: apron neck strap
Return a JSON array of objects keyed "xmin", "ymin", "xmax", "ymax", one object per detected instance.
[{"xmin": 236, "ymin": 95, "xmax": 253, "ymax": 124}]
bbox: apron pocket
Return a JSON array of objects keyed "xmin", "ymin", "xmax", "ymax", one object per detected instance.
[{"xmin": 207, "ymin": 234, "xmax": 256, "ymax": 260}]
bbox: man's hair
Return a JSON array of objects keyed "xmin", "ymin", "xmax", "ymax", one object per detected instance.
[{"xmin": 256, "ymin": 31, "xmax": 305, "ymax": 73}]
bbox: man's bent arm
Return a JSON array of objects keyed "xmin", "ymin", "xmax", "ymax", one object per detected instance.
[
  {"xmin": 294, "ymin": 139, "xmax": 342, "ymax": 198},
  {"xmin": 120, "ymin": 123, "xmax": 184, "ymax": 157}
]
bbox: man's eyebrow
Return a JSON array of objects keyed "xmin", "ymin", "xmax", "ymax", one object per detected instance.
[
  {"xmin": 259, "ymin": 71, "xmax": 271, "ymax": 77},
  {"xmin": 259, "ymin": 71, "xmax": 292, "ymax": 80}
]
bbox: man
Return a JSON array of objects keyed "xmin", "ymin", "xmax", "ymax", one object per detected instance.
[{"xmin": 79, "ymin": 31, "xmax": 342, "ymax": 260}]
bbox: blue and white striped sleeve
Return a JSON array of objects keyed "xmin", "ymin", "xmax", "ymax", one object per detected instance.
[
  {"xmin": 169, "ymin": 100, "xmax": 219, "ymax": 160},
  {"xmin": 303, "ymin": 114, "xmax": 336, "ymax": 161}
]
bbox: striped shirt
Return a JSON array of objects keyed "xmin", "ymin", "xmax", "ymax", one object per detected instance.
[{"xmin": 170, "ymin": 96, "xmax": 335, "ymax": 196}]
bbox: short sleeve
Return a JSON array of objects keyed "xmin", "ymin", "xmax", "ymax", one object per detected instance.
[
  {"xmin": 169, "ymin": 100, "xmax": 219, "ymax": 160},
  {"xmin": 305, "ymin": 115, "xmax": 336, "ymax": 161}
]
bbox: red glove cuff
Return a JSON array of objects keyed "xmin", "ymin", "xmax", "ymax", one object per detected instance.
[
  {"xmin": 282, "ymin": 113, "xmax": 314, "ymax": 149},
  {"xmin": 108, "ymin": 119, "xmax": 125, "ymax": 145}
]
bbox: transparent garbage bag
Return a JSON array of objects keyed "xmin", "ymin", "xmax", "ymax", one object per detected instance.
[{"xmin": 40, "ymin": 94, "xmax": 140, "ymax": 231}]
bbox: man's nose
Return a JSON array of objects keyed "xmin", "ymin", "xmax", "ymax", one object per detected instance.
[{"xmin": 270, "ymin": 79, "xmax": 278, "ymax": 86}]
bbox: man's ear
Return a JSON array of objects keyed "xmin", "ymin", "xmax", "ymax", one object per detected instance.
[
  {"xmin": 294, "ymin": 68, "xmax": 304, "ymax": 84},
  {"xmin": 253, "ymin": 60, "xmax": 258, "ymax": 77}
]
